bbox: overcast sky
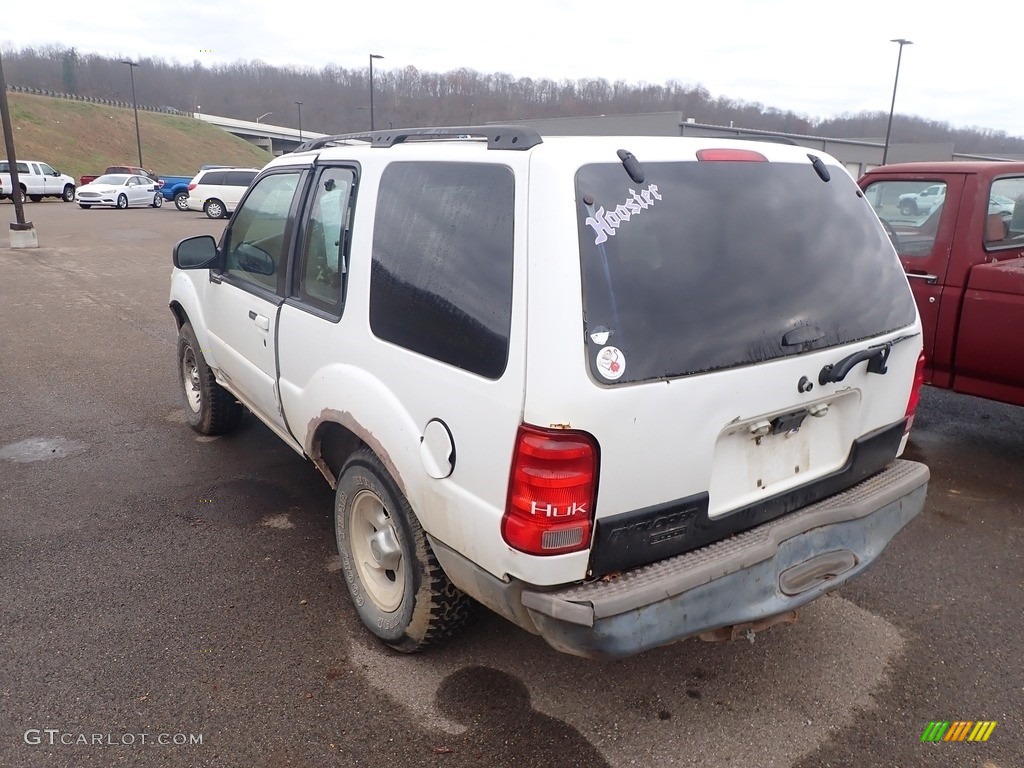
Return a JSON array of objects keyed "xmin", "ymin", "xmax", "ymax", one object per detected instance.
[{"xmin": 7, "ymin": 1, "xmax": 1021, "ymax": 137}]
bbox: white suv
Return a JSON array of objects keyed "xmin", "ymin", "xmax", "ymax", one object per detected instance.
[
  {"xmin": 185, "ymin": 167, "xmax": 259, "ymax": 218},
  {"xmin": 169, "ymin": 127, "xmax": 930, "ymax": 658}
]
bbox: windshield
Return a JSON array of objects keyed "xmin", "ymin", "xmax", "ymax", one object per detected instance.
[
  {"xmin": 576, "ymin": 159, "xmax": 916, "ymax": 384},
  {"xmin": 93, "ymin": 174, "xmax": 129, "ymax": 185}
]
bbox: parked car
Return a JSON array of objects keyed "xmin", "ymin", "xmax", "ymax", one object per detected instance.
[
  {"xmin": 169, "ymin": 127, "xmax": 929, "ymax": 659},
  {"xmin": 158, "ymin": 174, "xmax": 197, "ymax": 211},
  {"xmin": 80, "ymin": 166, "xmax": 161, "ymax": 188},
  {"xmin": 0, "ymin": 160, "xmax": 77, "ymax": 203},
  {"xmin": 76, "ymin": 174, "xmax": 162, "ymax": 209},
  {"xmin": 860, "ymin": 162, "xmax": 1024, "ymax": 407},
  {"xmin": 185, "ymin": 167, "xmax": 259, "ymax": 218},
  {"xmin": 897, "ymin": 184, "xmax": 945, "ymax": 216}
]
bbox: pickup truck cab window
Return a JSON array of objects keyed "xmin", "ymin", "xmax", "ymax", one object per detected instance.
[
  {"xmin": 293, "ymin": 166, "xmax": 356, "ymax": 316},
  {"xmin": 224, "ymin": 171, "xmax": 301, "ymax": 294},
  {"xmin": 864, "ymin": 179, "xmax": 950, "ymax": 259},
  {"xmin": 986, "ymin": 177, "xmax": 1024, "ymax": 248}
]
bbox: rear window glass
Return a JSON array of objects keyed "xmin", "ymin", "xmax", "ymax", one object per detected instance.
[{"xmin": 576, "ymin": 159, "xmax": 916, "ymax": 384}]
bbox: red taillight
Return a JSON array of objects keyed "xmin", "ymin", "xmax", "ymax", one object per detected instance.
[
  {"xmin": 187, "ymin": 183, "xmax": 197, "ymax": 191},
  {"xmin": 696, "ymin": 148, "xmax": 768, "ymax": 162},
  {"xmin": 502, "ymin": 425, "xmax": 599, "ymax": 555},
  {"xmin": 904, "ymin": 352, "xmax": 926, "ymax": 432}
]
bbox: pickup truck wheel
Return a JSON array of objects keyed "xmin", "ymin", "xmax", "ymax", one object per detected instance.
[
  {"xmin": 899, "ymin": 200, "xmax": 916, "ymax": 216},
  {"xmin": 204, "ymin": 199, "xmax": 225, "ymax": 219},
  {"xmin": 174, "ymin": 191, "xmax": 190, "ymax": 211},
  {"xmin": 177, "ymin": 322, "xmax": 243, "ymax": 435},
  {"xmin": 29, "ymin": 194, "xmax": 43, "ymax": 203},
  {"xmin": 62, "ymin": 185, "xmax": 75, "ymax": 202},
  {"xmin": 116, "ymin": 194, "xmax": 128, "ymax": 210},
  {"xmin": 335, "ymin": 449, "xmax": 474, "ymax": 653},
  {"xmin": 151, "ymin": 193, "xmax": 163, "ymax": 208}
]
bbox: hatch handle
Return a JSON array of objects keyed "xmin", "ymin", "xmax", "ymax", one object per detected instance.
[{"xmin": 819, "ymin": 343, "xmax": 891, "ymax": 385}]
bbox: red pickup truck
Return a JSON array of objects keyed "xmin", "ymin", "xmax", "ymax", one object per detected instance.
[
  {"xmin": 859, "ymin": 162, "xmax": 1024, "ymax": 407},
  {"xmin": 80, "ymin": 166, "xmax": 161, "ymax": 187}
]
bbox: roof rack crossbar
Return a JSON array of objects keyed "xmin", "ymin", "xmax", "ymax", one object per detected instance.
[{"xmin": 295, "ymin": 125, "xmax": 543, "ymax": 153}]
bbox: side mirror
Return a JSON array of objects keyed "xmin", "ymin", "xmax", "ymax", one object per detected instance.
[{"xmin": 174, "ymin": 235, "xmax": 220, "ymax": 269}]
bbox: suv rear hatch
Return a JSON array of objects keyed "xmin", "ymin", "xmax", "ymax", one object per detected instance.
[{"xmin": 544, "ymin": 146, "xmax": 920, "ymax": 577}]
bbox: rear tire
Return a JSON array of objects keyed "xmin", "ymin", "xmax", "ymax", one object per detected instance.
[
  {"xmin": 174, "ymin": 191, "xmax": 190, "ymax": 211},
  {"xmin": 151, "ymin": 193, "xmax": 163, "ymax": 208},
  {"xmin": 62, "ymin": 185, "xmax": 75, "ymax": 202},
  {"xmin": 29, "ymin": 194, "xmax": 43, "ymax": 203},
  {"xmin": 204, "ymin": 199, "xmax": 225, "ymax": 219},
  {"xmin": 177, "ymin": 322, "xmax": 243, "ymax": 435},
  {"xmin": 335, "ymin": 449, "xmax": 474, "ymax": 653}
]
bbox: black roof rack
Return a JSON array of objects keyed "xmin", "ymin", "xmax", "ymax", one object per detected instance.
[{"xmin": 294, "ymin": 125, "xmax": 543, "ymax": 153}]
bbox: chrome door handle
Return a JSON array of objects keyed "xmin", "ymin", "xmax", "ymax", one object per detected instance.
[{"xmin": 906, "ymin": 272, "xmax": 938, "ymax": 284}]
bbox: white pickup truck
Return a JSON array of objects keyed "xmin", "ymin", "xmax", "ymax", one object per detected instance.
[{"xmin": 0, "ymin": 160, "xmax": 77, "ymax": 203}]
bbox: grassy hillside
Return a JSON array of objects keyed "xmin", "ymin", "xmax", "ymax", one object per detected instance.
[{"xmin": 1, "ymin": 92, "xmax": 272, "ymax": 182}]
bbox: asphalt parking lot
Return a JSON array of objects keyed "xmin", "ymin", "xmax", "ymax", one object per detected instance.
[{"xmin": 1, "ymin": 200, "xmax": 1022, "ymax": 768}]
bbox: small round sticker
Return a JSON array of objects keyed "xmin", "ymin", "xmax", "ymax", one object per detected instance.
[{"xmin": 596, "ymin": 346, "xmax": 626, "ymax": 380}]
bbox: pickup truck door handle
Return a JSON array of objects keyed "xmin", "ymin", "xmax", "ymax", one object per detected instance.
[
  {"xmin": 905, "ymin": 272, "xmax": 938, "ymax": 285},
  {"xmin": 248, "ymin": 310, "xmax": 270, "ymax": 331}
]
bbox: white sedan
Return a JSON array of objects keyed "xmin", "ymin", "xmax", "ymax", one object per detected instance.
[{"xmin": 76, "ymin": 174, "xmax": 163, "ymax": 209}]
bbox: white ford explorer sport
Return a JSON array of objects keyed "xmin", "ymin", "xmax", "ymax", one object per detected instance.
[{"xmin": 169, "ymin": 126, "xmax": 930, "ymax": 658}]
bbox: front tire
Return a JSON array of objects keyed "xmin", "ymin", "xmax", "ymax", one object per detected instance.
[
  {"xmin": 176, "ymin": 322, "xmax": 243, "ymax": 435},
  {"xmin": 62, "ymin": 185, "xmax": 76, "ymax": 202},
  {"xmin": 174, "ymin": 191, "xmax": 190, "ymax": 211},
  {"xmin": 204, "ymin": 199, "xmax": 225, "ymax": 219},
  {"xmin": 335, "ymin": 449, "xmax": 474, "ymax": 653},
  {"xmin": 116, "ymin": 194, "xmax": 128, "ymax": 210},
  {"xmin": 79, "ymin": 204, "xmax": 92, "ymax": 209},
  {"xmin": 899, "ymin": 200, "xmax": 916, "ymax": 216}
]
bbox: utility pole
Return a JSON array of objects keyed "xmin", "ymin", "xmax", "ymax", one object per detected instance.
[
  {"xmin": 121, "ymin": 60, "xmax": 143, "ymax": 168},
  {"xmin": 0, "ymin": 50, "xmax": 37, "ymax": 248}
]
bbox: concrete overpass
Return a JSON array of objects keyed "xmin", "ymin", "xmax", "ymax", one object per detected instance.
[{"xmin": 193, "ymin": 113, "xmax": 328, "ymax": 155}]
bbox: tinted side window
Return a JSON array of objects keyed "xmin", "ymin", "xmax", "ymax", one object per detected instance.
[
  {"xmin": 370, "ymin": 162, "xmax": 514, "ymax": 379},
  {"xmin": 226, "ymin": 171, "xmax": 257, "ymax": 187},
  {"xmin": 202, "ymin": 171, "xmax": 226, "ymax": 186},
  {"xmin": 224, "ymin": 172, "xmax": 301, "ymax": 293}
]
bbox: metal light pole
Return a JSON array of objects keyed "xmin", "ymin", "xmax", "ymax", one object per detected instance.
[
  {"xmin": 882, "ymin": 38, "xmax": 912, "ymax": 166},
  {"xmin": 369, "ymin": 53, "xmax": 384, "ymax": 131},
  {"xmin": 294, "ymin": 101, "xmax": 303, "ymax": 140},
  {"xmin": 121, "ymin": 60, "xmax": 143, "ymax": 167},
  {"xmin": 256, "ymin": 112, "xmax": 272, "ymax": 123}
]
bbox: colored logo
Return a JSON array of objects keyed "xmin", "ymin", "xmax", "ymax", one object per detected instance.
[{"xmin": 921, "ymin": 721, "xmax": 997, "ymax": 742}]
